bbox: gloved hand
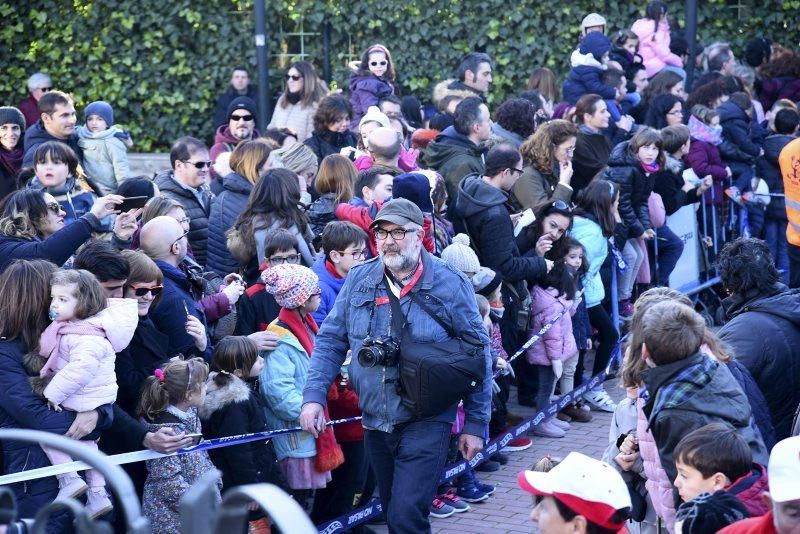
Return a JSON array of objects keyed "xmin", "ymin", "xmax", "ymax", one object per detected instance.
[
  {"xmin": 222, "ymin": 282, "xmax": 245, "ymax": 305},
  {"xmin": 552, "ymin": 359, "xmax": 564, "ymax": 380}
]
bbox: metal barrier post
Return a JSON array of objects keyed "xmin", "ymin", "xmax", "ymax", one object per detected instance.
[
  {"xmin": 611, "ymin": 260, "xmax": 620, "ymax": 331},
  {"xmin": 710, "ymin": 188, "xmax": 719, "ymax": 259},
  {"xmin": 653, "ymin": 233, "xmax": 660, "ymax": 286}
]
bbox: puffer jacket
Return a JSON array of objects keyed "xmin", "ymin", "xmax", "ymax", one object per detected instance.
[
  {"xmin": 307, "ymin": 193, "xmax": 337, "ymax": 246},
  {"xmin": 757, "ymin": 133, "xmax": 794, "ymax": 221},
  {"xmin": 206, "ymin": 172, "xmax": 253, "ymax": 276},
  {"xmin": 525, "ymin": 286, "xmax": 576, "ymax": 365},
  {"xmin": 304, "ymin": 129, "xmax": 358, "ymax": 165},
  {"xmin": 153, "ymin": 171, "xmax": 214, "ymax": 267},
  {"xmin": 630, "ymin": 18, "xmax": 683, "ymax": 78},
  {"xmin": 637, "ymin": 395, "xmax": 676, "ymax": 533},
  {"xmin": 422, "ymin": 126, "xmax": 485, "ymax": 208},
  {"xmin": 311, "ymin": 255, "xmax": 345, "ymax": 325},
  {"xmin": 28, "ymin": 175, "xmax": 102, "ymax": 230},
  {"xmin": 348, "ymin": 72, "xmax": 394, "ymax": 130},
  {"xmin": 727, "ymin": 464, "xmax": 770, "ymax": 517},
  {"xmin": 758, "ymin": 76, "xmax": 800, "ymax": 113},
  {"xmin": 562, "ymin": 50, "xmax": 616, "ymax": 105},
  {"xmin": 686, "ymin": 138, "xmax": 728, "ymax": 206},
  {"xmin": 259, "ymin": 321, "xmax": 316, "ymax": 462},
  {"xmin": 602, "ymin": 141, "xmax": 654, "ymax": 239},
  {"xmin": 717, "ymin": 101, "xmax": 761, "ymax": 164},
  {"xmin": 268, "ymin": 98, "xmax": 319, "ymax": 142},
  {"xmin": 39, "ymin": 298, "xmax": 138, "ymax": 412},
  {"xmin": 569, "ymin": 215, "xmax": 609, "ymax": 308},
  {"xmin": 77, "ymin": 124, "xmax": 130, "ymax": 192}
]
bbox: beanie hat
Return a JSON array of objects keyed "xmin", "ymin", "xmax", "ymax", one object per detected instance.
[
  {"xmin": 441, "ymin": 234, "xmax": 480, "ymax": 275},
  {"xmin": 392, "ymin": 173, "xmax": 433, "ymax": 212},
  {"xmin": 744, "ymin": 37, "xmax": 772, "ymax": 68},
  {"xmin": 227, "ymin": 96, "xmax": 257, "ymax": 121},
  {"xmin": 0, "ymin": 107, "xmax": 26, "ymax": 132},
  {"xmin": 472, "ymin": 266, "xmax": 503, "ymax": 297},
  {"xmin": 84, "ymin": 101, "xmax": 114, "ymax": 127},
  {"xmin": 261, "ymin": 264, "xmax": 319, "ymax": 309},
  {"xmin": 359, "ymin": 106, "xmax": 391, "ymax": 130},
  {"xmin": 674, "ymin": 491, "xmax": 748, "ymax": 534},
  {"xmin": 580, "ymin": 32, "xmax": 612, "ymax": 62},
  {"xmin": 581, "ymin": 13, "xmax": 606, "ymax": 35}
]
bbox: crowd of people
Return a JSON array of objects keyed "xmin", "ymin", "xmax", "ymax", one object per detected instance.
[{"xmin": 1, "ymin": 2, "xmax": 800, "ymax": 533}]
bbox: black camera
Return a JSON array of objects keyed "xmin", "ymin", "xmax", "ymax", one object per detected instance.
[{"xmin": 357, "ymin": 336, "xmax": 401, "ymax": 367}]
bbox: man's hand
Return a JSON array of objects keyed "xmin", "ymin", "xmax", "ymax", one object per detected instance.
[
  {"xmin": 113, "ymin": 208, "xmax": 142, "ymax": 241},
  {"xmin": 458, "ymin": 433, "xmax": 484, "ymax": 461},
  {"xmin": 66, "ymin": 410, "xmax": 99, "ymax": 439},
  {"xmin": 299, "ymin": 402, "xmax": 326, "ymax": 438},
  {"xmin": 143, "ymin": 427, "xmax": 194, "ymax": 454},
  {"xmin": 248, "ymin": 330, "xmax": 280, "ymax": 352}
]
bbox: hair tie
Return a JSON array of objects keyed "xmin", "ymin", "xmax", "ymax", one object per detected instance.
[{"xmin": 154, "ymin": 368, "xmax": 165, "ymax": 383}]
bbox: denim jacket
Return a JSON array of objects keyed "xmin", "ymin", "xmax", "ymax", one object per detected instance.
[{"xmin": 303, "ymin": 250, "xmax": 492, "ymax": 436}]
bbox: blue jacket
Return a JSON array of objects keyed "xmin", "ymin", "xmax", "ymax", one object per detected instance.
[
  {"xmin": 302, "ymin": 250, "xmax": 492, "ymax": 436},
  {"xmin": 0, "ymin": 338, "xmax": 112, "ymax": 523},
  {"xmin": 570, "ymin": 216, "xmax": 609, "ymax": 308},
  {"xmin": 562, "ymin": 52, "xmax": 616, "ymax": 105},
  {"xmin": 259, "ymin": 322, "xmax": 316, "ymax": 461},
  {"xmin": 206, "ymin": 172, "xmax": 253, "ymax": 276},
  {"xmin": 311, "ymin": 255, "xmax": 345, "ymax": 325},
  {"xmin": 149, "ymin": 260, "xmax": 213, "ymax": 362}
]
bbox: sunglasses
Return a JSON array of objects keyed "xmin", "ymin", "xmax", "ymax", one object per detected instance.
[
  {"xmin": 550, "ymin": 200, "xmax": 573, "ymax": 212},
  {"xmin": 131, "ymin": 285, "xmax": 164, "ymax": 297},
  {"xmin": 370, "ymin": 61, "xmax": 388, "ymax": 67},
  {"xmin": 46, "ymin": 202, "xmax": 61, "ymax": 214},
  {"xmin": 182, "ymin": 160, "xmax": 212, "ymax": 169},
  {"xmin": 231, "ymin": 114, "xmax": 254, "ymax": 122},
  {"xmin": 286, "ymin": 74, "xmax": 303, "ymax": 81},
  {"xmin": 37, "ymin": 87, "xmax": 52, "ymax": 92}
]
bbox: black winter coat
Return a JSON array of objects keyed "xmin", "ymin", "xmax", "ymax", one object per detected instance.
[
  {"xmin": 22, "ymin": 121, "xmax": 84, "ymax": 169},
  {"xmin": 307, "ymin": 193, "xmax": 337, "ymax": 247},
  {"xmin": 422, "ymin": 126, "xmax": 485, "ymax": 214},
  {"xmin": 718, "ymin": 284, "xmax": 800, "ymax": 440},
  {"xmin": 153, "ymin": 171, "xmax": 214, "ymax": 267},
  {"xmin": 717, "ymin": 101, "xmax": 762, "ymax": 164},
  {"xmin": 572, "ymin": 129, "xmax": 613, "ymax": 199},
  {"xmin": 304, "ymin": 130, "xmax": 358, "ymax": 165},
  {"xmin": 650, "ymin": 157, "xmax": 701, "ymax": 216},
  {"xmin": 115, "ymin": 316, "xmax": 173, "ymax": 415},
  {"xmin": 756, "ymin": 134, "xmax": 794, "ymax": 221},
  {"xmin": 602, "ymin": 142, "xmax": 654, "ymax": 239},
  {"xmin": 206, "ymin": 172, "xmax": 253, "ymax": 276},
  {"xmin": 234, "ymin": 284, "xmax": 281, "ymax": 336}
]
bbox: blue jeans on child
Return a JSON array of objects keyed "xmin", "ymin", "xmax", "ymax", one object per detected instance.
[
  {"xmin": 655, "ymin": 225, "xmax": 684, "ymax": 285},
  {"xmin": 764, "ymin": 218, "xmax": 790, "ymax": 284}
]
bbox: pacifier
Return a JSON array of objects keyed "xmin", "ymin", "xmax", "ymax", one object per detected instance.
[{"xmin": 48, "ymin": 309, "xmax": 58, "ymax": 321}]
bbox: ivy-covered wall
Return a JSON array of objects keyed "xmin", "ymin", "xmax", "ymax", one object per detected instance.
[{"xmin": 2, "ymin": 0, "xmax": 798, "ymax": 150}]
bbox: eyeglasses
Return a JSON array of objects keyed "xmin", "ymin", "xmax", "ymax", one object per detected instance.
[
  {"xmin": 231, "ymin": 114, "xmax": 254, "ymax": 122},
  {"xmin": 172, "ymin": 229, "xmax": 189, "ymax": 248},
  {"xmin": 508, "ymin": 167, "xmax": 524, "ymax": 175},
  {"xmin": 46, "ymin": 202, "xmax": 61, "ymax": 214},
  {"xmin": 369, "ymin": 61, "xmax": 388, "ymax": 67},
  {"xmin": 286, "ymin": 74, "xmax": 303, "ymax": 81},
  {"xmin": 374, "ymin": 227, "xmax": 415, "ymax": 241},
  {"xmin": 550, "ymin": 200, "xmax": 573, "ymax": 212},
  {"xmin": 182, "ymin": 160, "xmax": 212, "ymax": 169},
  {"xmin": 337, "ymin": 248, "xmax": 369, "ymax": 259},
  {"xmin": 131, "ymin": 285, "xmax": 164, "ymax": 297},
  {"xmin": 177, "ymin": 216, "xmax": 191, "ymax": 226},
  {"xmin": 556, "ymin": 144, "xmax": 576, "ymax": 154},
  {"xmin": 37, "ymin": 87, "xmax": 52, "ymax": 92},
  {"xmin": 268, "ymin": 253, "xmax": 301, "ymax": 265}
]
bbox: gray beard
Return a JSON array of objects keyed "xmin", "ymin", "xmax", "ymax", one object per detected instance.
[{"xmin": 379, "ymin": 243, "xmax": 420, "ymax": 275}]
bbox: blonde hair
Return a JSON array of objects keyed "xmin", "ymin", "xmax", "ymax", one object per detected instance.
[
  {"xmin": 137, "ymin": 358, "xmax": 209, "ymax": 420},
  {"xmin": 50, "ymin": 270, "xmax": 107, "ymax": 320},
  {"xmin": 230, "ymin": 140, "xmax": 272, "ymax": 185},
  {"xmin": 141, "ymin": 196, "xmax": 184, "ymax": 226},
  {"xmin": 314, "ymin": 154, "xmax": 357, "ymax": 204}
]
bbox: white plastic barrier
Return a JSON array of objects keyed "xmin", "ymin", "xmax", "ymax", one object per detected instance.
[{"xmin": 667, "ymin": 203, "xmax": 701, "ymax": 292}]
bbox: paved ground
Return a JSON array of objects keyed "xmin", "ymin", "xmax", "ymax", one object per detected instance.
[{"xmin": 368, "ymin": 375, "xmax": 625, "ymax": 534}]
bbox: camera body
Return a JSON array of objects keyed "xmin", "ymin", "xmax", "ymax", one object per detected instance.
[{"xmin": 357, "ymin": 335, "xmax": 401, "ymax": 367}]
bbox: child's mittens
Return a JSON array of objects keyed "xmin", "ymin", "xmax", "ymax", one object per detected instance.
[{"xmin": 551, "ymin": 359, "xmax": 564, "ymax": 379}]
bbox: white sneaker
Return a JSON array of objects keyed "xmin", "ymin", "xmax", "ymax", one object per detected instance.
[
  {"xmin": 550, "ymin": 417, "xmax": 570, "ymax": 431},
  {"xmin": 532, "ymin": 419, "xmax": 566, "ymax": 438},
  {"xmin": 583, "ymin": 389, "xmax": 617, "ymax": 412}
]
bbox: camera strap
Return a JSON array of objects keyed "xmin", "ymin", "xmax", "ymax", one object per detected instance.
[
  {"xmin": 384, "ymin": 275, "xmax": 409, "ymax": 339},
  {"xmin": 384, "ymin": 273, "xmax": 458, "ymax": 340}
]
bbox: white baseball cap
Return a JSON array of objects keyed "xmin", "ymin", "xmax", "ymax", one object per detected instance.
[
  {"xmin": 517, "ymin": 452, "xmax": 631, "ymax": 531},
  {"xmin": 768, "ymin": 436, "xmax": 800, "ymax": 503}
]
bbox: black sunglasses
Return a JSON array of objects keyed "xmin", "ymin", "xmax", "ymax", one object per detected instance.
[
  {"xmin": 131, "ymin": 285, "xmax": 164, "ymax": 297},
  {"xmin": 231, "ymin": 114, "xmax": 254, "ymax": 122},
  {"xmin": 46, "ymin": 202, "xmax": 61, "ymax": 214},
  {"xmin": 550, "ymin": 200, "xmax": 572, "ymax": 212},
  {"xmin": 182, "ymin": 160, "xmax": 212, "ymax": 169},
  {"xmin": 369, "ymin": 61, "xmax": 388, "ymax": 67},
  {"xmin": 38, "ymin": 87, "xmax": 52, "ymax": 92},
  {"xmin": 286, "ymin": 74, "xmax": 303, "ymax": 81}
]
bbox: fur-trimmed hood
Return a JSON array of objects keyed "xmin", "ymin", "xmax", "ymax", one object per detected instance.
[{"xmin": 198, "ymin": 372, "xmax": 252, "ymax": 419}]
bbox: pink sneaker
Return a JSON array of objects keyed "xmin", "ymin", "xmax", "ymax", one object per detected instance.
[
  {"xmin": 85, "ymin": 488, "xmax": 113, "ymax": 519},
  {"xmin": 55, "ymin": 475, "xmax": 87, "ymax": 501}
]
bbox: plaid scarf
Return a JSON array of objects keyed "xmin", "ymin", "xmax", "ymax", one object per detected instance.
[{"xmin": 651, "ymin": 355, "xmax": 717, "ymax": 418}]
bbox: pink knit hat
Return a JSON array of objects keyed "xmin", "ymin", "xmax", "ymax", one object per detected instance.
[{"xmin": 262, "ymin": 264, "xmax": 319, "ymax": 309}]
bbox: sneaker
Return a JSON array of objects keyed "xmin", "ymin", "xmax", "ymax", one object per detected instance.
[
  {"xmin": 429, "ymin": 497, "xmax": 455, "ymax": 518},
  {"xmin": 502, "ymin": 437, "xmax": 532, "ymax": 452},
  {"xmin": 619, "ymin": 299, "xmax": 634, "ymax": 317},
  {"xmin": 584, "ymin": 389, "xmax": 617, "ymax": 413},
  {"xmin": 456, "ymin": 484, "xmax": 490, "ymax": 503},
  {"xmin": 441, "ymin": 489, "xmax": 470, "ymax": 513},
  {"xmin": 532, "ymin": 419, "xmax": 566, "ymax": 438},
  {"xmin": 476, "ymin": 459, "xmax": 500, "ymax": 472},
  {"xmin": 474, "ymin": 479, "xmax": 496, "ymax": 496},
  {"xmin": 55, "ymin": 475, "xmax": 88, "ymax": 501},
  {"xmin": 492, "ymin": 451, "xmax": 510, "ymax": 464},
  {"xmin": 561, "ymin": 403, "xmax": 593, "ymax": 422},
  {"xmin": 85, "ymin": 488, "xmax": 113, "ymax": 519},
  {"xmin": 550, "ymin": 417, "xmax": 570, "ymax": 431}
]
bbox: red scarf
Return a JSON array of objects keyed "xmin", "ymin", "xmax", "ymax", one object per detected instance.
[
  {"xmin": 275, "ymin": 307, "xmax": 343, "ymax": 473},
  {"xmin": 375, "ymin": 259, "xmax": 424, "ymax": 306},
  {"xmin": 325, "ymin": 259, "xmax": 343, "ymax": 279}
]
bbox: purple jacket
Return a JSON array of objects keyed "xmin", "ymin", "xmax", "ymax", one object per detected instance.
[
  {"xmin": 686, "ymin": 138, "xmax": 728, "ymax": 206},
  {"xmin": 525, "ymin": 286, "xmax": 577, "ymax": 365},
  {"xmin": 758, "ymin": 77, "xmax": 800, "ymax": 113},
  {"xmin": 349, "ymin": 72, "xmax": 394, "ymax": 129}
]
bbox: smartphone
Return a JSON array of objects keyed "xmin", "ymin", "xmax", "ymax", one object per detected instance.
[
  {"xmin": 118, "ymin": 196, "xmax": 149, "ymax": 212},
  {"xmin": 184, "ymin": 433, "xmax": 203, "ymax": 445}
]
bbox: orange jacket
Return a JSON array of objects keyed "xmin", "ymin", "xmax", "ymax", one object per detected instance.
[{"xmin": 779, "ymin": 137, "xmax": 800, "ymax": 246}]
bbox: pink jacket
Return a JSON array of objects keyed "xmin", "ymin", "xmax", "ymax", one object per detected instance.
[
  {"xmin": 637, "ymin": 396, "xmax": 676, "ymax": 533},
  {"xmin": 631, "ymin": 19, "xmax": 683, "ymax": 77},
  {"xmin": 525, "ymin": 286, "xmax": 576, "ymax": 366},
  {"xmin": 40, "ymin": 298, "xmax": 138, "ymax": 412},
  {"xmin": 353, "ymin": 145, "xmax": 420, "ymax": 172}
]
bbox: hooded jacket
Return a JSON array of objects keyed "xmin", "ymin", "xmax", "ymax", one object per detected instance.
[
  {"xmin": 422, "ymin": 126, "xmax": 485, "ymax": 207},
  {"xmin": 153, "ymin": 171, "xmax": 214, "ymax": 266},
  {"xmin": 602, "ymin": 141, "xmax": 654, "ymax": 239},
  {"xmin": 348, "ymin": 72, "xmax": 394, "ymax": 130},
  {"xmin": 209, "ymin": 125, "xmax": 260, "ymax": 180},
  {"xmin": 22, "ymin": 121, "xmax": 84, "ymax": 169},
  {"xmin": 525, "ymin": 286, "xmax": 576, "ymax": 365},
  {"xmin": 631, "ymin": 18, "xmax": 683, "ymax": 78},
  {"xmin": 562, "ymin": 50, "xmax": 616, "ymax": 105},
  {"xmin": 40, "ymin": 298, "xmax": 138, "ymax": 412},
  {"xmin": 569, "ymin": 215, "xmax": 609, "ymax": 308},
  {"xmin": 726, "ymin": 463, "xmax": 770, "ymax": 517},
  {"xmin": 431, "ymin": 79, "xmax": 485, "ymax": 108},
  {"xmin": 77, "ymin": 124, "xmax": 130, "ymax": 192},
  {"xmin": 718, "ymin": 284, "xmax": 800, "ymax": 439},
  {"xmin": 207, "ymin": 172, "xmax": 253, "ymax": 276},
  {"xmin": 641, "ymin": 353, "xmax": 769, "ymax": 491},
  {"xmin": 311, "ymin": 255, "xmax": 345, "ymax": 325},
  {"xmin": 717, "ymin": 101, "xmax": 761, "ymax": 164},
  {"xmin": 304, "ymin": 129, "xmax": 358, "ymax": 165},
  {"xmin": 756, "ymin": 133, "xmax": 794, "ymax": 221},
  {"xmin": 651, "ymin": 154, "xmax": 701, "ymax": 216}
]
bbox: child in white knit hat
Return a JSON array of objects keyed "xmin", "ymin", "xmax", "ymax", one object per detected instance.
[{"xmin": 441, "ymin": 233, "xmax": 480, "ymax": 279}]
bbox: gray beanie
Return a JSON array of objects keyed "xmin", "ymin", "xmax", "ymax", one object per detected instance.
[
  {"xmin": 441, "ymin": 234, "xmax": 481, "ymax": 275},
  {"xmin": 0, "ymin": 107, "xmax": 26, "ymax": 131}
]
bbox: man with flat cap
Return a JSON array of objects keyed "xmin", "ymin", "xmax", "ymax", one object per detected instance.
[{"xmin": 301, "ymin": 199, "xmax": 492, "ymax": 532}]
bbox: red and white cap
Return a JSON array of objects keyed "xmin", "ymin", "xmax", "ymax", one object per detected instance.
[
  {"xmin": 517, "ymin": 452, "xmax": 631, "ymax": 531},
  {"xmin": 769, "ymin": 436, "xmax": 800, "ymax": 503}
]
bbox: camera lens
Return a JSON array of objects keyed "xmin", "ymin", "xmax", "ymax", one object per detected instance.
[{"xmin": 358, "ymin": 346, "xmax": 379, "ymax": 367}]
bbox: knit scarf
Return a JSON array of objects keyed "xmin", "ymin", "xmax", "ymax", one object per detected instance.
[
  {"xmin": 640, "ymin": 161, "xmax": 661, "ymax": 174},
  {"xmin": 688, "ymin": 115, "xmax": 723, "ymax": 146},
  {"xmin": 39, "ymin": 320, "xmax": 106, "ymax": 377},
  {"xmin": 276, "ymin": 308, "xmax": 344, "ymax": 473},
  {"xmin": 0, "ymin": 146, "xmax": 23, "ymax": 178}
]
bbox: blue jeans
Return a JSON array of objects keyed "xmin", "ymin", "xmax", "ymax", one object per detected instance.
[
  {"xmin": 655, "ymin": 225, "xmax": 684, "ymax": 285},
  {"xmin": 364, "ymin": 421, "xmax": 452, "ymax": 533},
  {"xmin": 764, "ymin": 218, "xmax": 789, "ymax": 284}
]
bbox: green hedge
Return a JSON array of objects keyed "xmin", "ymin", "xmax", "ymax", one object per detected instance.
[{"xmin": 2, "ymin": 0, "xmax": 798, "ymax": 150}]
